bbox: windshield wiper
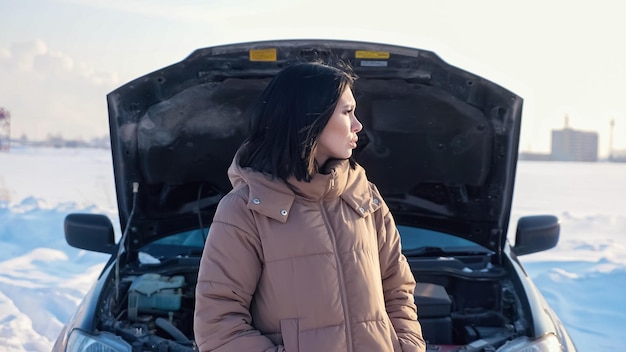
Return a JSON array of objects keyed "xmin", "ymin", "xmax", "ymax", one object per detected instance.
[
  {"xmin": 403, "ymin": 246, "xmax": 449, "ymax": 257},
  {"xmin": 403, "ymin": 246, "xmax": 492, "ymax": 257}
]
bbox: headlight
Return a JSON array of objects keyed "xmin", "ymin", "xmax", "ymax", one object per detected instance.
[
  {"xmin": 497, "ymin": 333, "xmax": 562, "ymax": 351},
  {"xmin": 65, "ymin": 329, "xmax": 131, "ymax": 352}
]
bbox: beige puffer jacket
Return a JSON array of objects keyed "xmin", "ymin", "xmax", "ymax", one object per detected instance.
[{"xmin": 194, "ymin": 156, "xmax": 426, "ymax": 352}]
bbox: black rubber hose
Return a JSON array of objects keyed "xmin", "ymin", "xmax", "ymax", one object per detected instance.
[{"xmin": 155, "ymin": 317, "xmax": 191, "ymax": 344}]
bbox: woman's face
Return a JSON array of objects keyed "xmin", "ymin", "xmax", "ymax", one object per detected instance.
[{"xmin": 315, "ymin": 87, "xmax": 363, "ymax": 166}]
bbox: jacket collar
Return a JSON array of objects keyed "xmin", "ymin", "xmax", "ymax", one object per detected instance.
[
  {"xmin": 286, "ymin": 159, "xmax": 348, "ymax": 202},
  {"xmin": 227, "ymin": 154, "xmax": 380, "ymax": 223}
]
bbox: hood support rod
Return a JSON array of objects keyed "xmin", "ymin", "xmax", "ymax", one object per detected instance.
[{"xmin": 115, "ymin": 181, "xmax": 139, "ymax": 302}]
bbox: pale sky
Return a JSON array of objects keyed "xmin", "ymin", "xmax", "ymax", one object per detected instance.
[{"xmin": 1, "ymin": 0, "xmax": 625, "ymax": 157}]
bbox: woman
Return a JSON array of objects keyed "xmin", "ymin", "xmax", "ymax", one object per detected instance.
[{"xmin": 194, "ymin": 62, "xmax": 425, "ymax": 352}]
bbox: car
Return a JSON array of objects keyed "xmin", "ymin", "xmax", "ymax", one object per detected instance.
[{"xmin": 52, "ymin": 39, "xmax": 577, "ymax": 352}]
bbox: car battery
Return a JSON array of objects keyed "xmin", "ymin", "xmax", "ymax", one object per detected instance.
[
  {"xmin": 414, "ymin": 282, "xmax": 453, "ymax": 344},
  {"xmin": 128, "ymin": 273, "xmax": 185, "ymax": 321}
]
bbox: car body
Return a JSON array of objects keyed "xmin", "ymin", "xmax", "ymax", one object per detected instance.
[{"xmin": 53, "ymin": 39, "xmax": 577, "ymax": 352}]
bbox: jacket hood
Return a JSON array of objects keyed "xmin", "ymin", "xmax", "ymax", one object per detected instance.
[
  {"xmin": 106, "ymin": 39, "xmax": 522, "ymax": 253},
  {"xmin": 227, "ymin": 150, "xmax": 378, "ymax": 224}
]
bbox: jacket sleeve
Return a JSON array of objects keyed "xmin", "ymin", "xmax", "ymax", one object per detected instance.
[
  {"xmin": 194, "ymin": 194, "xmax": 284, "ymax": 352},
  {"xmin": 375, "ymin": 190, "xmax": 427, "ymax": 352}
]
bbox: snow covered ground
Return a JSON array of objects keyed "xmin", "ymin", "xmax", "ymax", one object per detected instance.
[{"xmin": 0, "ymin": 146, "xmax": 624, "ymax": 351}]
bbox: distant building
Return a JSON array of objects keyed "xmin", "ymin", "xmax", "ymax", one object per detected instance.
[
  {"xmin": 518, "ymin": 152, "xmax": 551, "ymax": 161},
  {"xmin": 0, "ymin": 106, "xmax": 10, "ymax": 152},
  {"xmin": 550, "ymin": 116, "xmax": 598, "ymax": 162}
]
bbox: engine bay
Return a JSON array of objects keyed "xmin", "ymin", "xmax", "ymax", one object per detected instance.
[
  {"xmin": 410, "ymin": 257, "xmax": 529, "ymax": 350},
  {"xmin": 95, "ymin": 254, "xmax": 530, "ymax": 352}
]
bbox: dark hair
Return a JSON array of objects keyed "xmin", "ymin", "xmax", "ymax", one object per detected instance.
[{"xmin": 238, "ymin": 62, "xmax": 357, "ymax": 182}]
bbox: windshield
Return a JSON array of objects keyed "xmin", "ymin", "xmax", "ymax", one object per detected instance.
[
  {"xmin": 138, "ymin": 229, "xmax": 207, "ymax": 261},
  {"xmin": 397, "ymin": 225, "xmax": 492, "ymax": 255},
  {"xmin": 151, "ymin": 229, "xmax": 207, "ymax": 247},
  {"xmin": 139, "ymin": 225, "xmax": 490, "ymax": 260}
]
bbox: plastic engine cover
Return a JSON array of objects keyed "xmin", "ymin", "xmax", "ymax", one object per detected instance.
[{"xmin": 128, "ymin": 273, "xmax": 185, "ymax": 321}]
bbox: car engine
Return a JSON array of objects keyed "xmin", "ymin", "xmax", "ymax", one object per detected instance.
[
  {"xmin": 99, "ymin": 265, "xmax": 198, "ymax": 351},
  {"xmin": 96, "ymin": 254, "xmax": 529, "ymax": 352}
]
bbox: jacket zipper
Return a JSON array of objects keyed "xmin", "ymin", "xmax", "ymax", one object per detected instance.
[{"xmin": 319, "ymin": 201, "xmax": 353, "ymax": 352}]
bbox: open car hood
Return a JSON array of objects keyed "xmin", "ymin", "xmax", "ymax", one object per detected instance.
[{"xmin": 107, "ymin": 39, "xmax": 522, "ymax": 253}]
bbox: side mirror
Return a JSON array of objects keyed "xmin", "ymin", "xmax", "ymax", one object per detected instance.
[
  {"xmin": 513, "ymin": 215, "xmax": 560, "ymax": 256},
  {"xmin": 64, "ymin": 213, "xmax": 116, "ymax": 254}
]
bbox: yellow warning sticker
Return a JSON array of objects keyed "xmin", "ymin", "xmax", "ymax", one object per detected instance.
[
  {"xmin": 355, "ymin": 50, "xmax": 390, "ymax": 59},
  {"xmin": 250, "ymin": 48, "xmax": 277, "ymax": 62}
]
